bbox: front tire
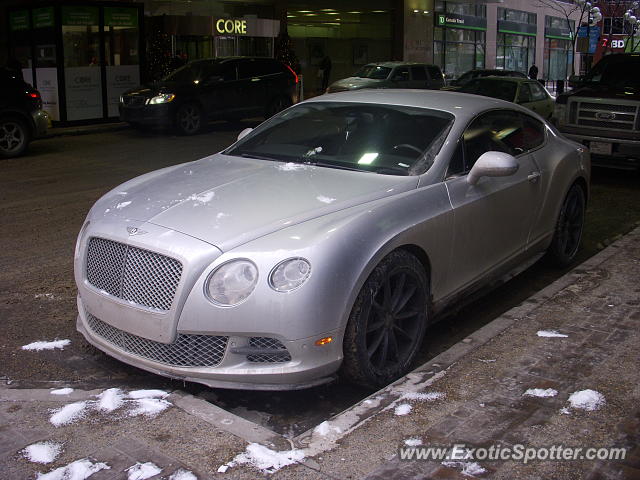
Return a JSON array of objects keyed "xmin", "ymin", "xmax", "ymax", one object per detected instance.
[
  {"xmin": 342, "ymin": 250, "xmax": 428, "ymax": 389},
  {"xmin": 0, "ymin": 116, "xmax": 30, "ymax": 159},
  {"xmin": 175, "ymin": 103, "xmax": 202, "ymax": 135},
  {"xmin": 547, "ymin": 183, "xmax": 585, "ymax": 267}
]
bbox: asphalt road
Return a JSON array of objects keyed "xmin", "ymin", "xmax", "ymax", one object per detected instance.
[{"xmin": 1, "ymin": 125, "xmax": 638, "ymax": 436}]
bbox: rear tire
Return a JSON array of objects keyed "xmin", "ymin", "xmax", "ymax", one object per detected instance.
[
  {"xmin": 547, "ymin": 183, "xmax": 585, "ymax": 267},
  {"xmin": 0, "ymin": 116, "xmax": 30, "ymax": 159},
  {"xmin": 175, "ymin": 103, "xmax": 202, "ymax": 135},
  {"xmin": 342, "ymin": 250, "xmax": 428, "ymax": 389}
]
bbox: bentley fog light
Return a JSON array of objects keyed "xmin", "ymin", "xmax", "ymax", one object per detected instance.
[
  {"xmin": 270, "ymin": 258, "xmax": 311, "ymax": 292},
  {"xmin": 146, "ymin": 93, "xmax": 176, "ymax": 105},
  {"xmin": 206, "ymin": 260, "xmax": 258, "ymax": 306}
]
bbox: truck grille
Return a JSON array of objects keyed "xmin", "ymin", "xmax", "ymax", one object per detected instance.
[
  {"xmin": 86, "ymin": 312, "xmax": 228, "ymax": 367},
  {"xmin": 86, "ymin": 237, "xmax": 182, "ymax": 311},
  {"xmin": 569, "ymin": 99, "xmax": 639, "ymax": 131}
]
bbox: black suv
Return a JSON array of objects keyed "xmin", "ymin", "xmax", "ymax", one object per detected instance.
[
  {"xmin": 0, "ymin": 69, "xmax": 48, "ymax": 158},
  {"xmin": 120, "ymin": 57, "xmax": 298, "ymax": 135}
]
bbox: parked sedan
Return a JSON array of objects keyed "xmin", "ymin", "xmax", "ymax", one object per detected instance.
[
  {"xmin": 119, "ymin": 57, "xmax": 298, "ymax": 135},
  {"xmin": 458, "ymin": 77, "xmax": 555, "ymax": 119},
  {"xmin": 448, "ymin": 69, "xmax": 527, "ymax": 88},
  {"xmin": 75, "ymin": 90, "xmax": 589, "ymax": 390},
  {"xmin": 326, "ymin": 62, "xmax": 444, "ymax": 93}
]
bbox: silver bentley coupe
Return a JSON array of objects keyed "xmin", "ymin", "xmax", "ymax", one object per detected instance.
[{"xmin": 74, "ymin": 90, "xmax": 590, "ymax": 390}]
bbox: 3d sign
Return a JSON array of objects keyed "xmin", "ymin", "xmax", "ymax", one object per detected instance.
[{"xmin": 216, "ymin": 19, "xmax": 247, "ymax": 35}]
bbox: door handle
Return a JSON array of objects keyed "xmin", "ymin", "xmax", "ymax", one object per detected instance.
[{"xmin": 528, "ymin": 171, "xmax": 541, "ymax": 183}]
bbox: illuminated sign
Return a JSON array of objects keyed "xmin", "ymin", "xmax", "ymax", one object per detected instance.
[
  {"xmin": 601, "ymin": 38, "xmax": 625, "ymax": 49},
  {"xmin": 216, "ymin": 19, "xmax": 247, "ymax": 35}
]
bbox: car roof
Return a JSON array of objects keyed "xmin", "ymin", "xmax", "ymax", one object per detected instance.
[
  {"xmin": 470, "ymin": 76, "xmax": 531, "ymax": 83},
  {"xmin": 365, "ymin": 61, "xmax": 437, "ymax": 68},
  {"xmin": 305, "ymin": 89, "xmax": 529, "ymax": 122}
]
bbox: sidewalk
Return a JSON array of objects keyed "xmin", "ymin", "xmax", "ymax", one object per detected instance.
[{"xmin": 1, "ymin": 227, "xmax": 639, "ymax": 479}]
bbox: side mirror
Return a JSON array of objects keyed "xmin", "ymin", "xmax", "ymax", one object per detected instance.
[
  {"xmin": 467, "ymin": 151, "xmax": 519, "ymax": 185},
  {"xmin": 237, "ymin": 127, "xmax": 253, "ymax": 141},
  {"xmin": 568, "ymin": 75, "xmax": 583, "ymax": 88}
]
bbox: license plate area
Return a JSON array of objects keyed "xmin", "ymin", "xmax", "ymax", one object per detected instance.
[{"xmin": 589, "ymin": 141, "xmax": 613, "ymax": 155}]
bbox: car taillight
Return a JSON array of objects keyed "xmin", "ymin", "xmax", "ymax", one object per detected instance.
[
  {"xmin": 284, "ymin": 64, "xmax": 299, "ymax": 84},
  {"xmin": 29, "ymin": 92, "xmax": 40, "ymax": 99},
  {"xmin": 28, "ymin": 90, "xmax": 42, "ymax": 109}
]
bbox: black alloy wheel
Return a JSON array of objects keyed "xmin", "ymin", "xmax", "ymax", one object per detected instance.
[
  {"xmin": 176, "ymin": 103, "xmax": 202, "ymax": 135},
  {"xmin": 0, "ymin": 117, "xmax": 29, "ymax": 159},
  {"xmin": 548, "ymin": 183, "xmax": 586, "ymax": 267},
  {"xmin": 343, "ymin": 250, "xmax": 428, "ymax": 389}
]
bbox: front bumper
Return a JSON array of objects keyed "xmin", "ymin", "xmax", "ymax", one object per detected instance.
[
  {"xmin": 77, "ymin": 297, "xmax": 342, "ymax": 390},
  {"xmin": 119, "ymin": 103, "xmax": 175, "ymax": 128},
  {"xmin": 31, "ymin": 109, "xmax": 49, "ymax": 138},
  {"xmin": 560, "ymin": 130, "xmax": 640, "ymax": 169}
]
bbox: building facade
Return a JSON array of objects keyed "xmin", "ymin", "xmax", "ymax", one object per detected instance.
[{"xmin": 3, "ymin": 0, "xmax": 585, "ymax": 126}]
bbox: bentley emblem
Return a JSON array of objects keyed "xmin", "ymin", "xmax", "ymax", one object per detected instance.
[
  {"xmin": 126, "ymin": 226, "xmax": 147, "ymax": 236},
  {"xmin": 595, "ymin": 112, "xmax": 615, "ymax": 120}
]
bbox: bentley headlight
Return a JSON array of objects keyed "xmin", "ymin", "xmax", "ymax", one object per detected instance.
[
  {"xmin": 269, "ymin": 258, "xmax": 311, "ymax": 292},
  {"xmin": 206, "ymin": 260, "xmax": 258, "ymax": 306},
  {"xmin": 146, "ymin": 93, "xmax": 176, "ymax": 105}
]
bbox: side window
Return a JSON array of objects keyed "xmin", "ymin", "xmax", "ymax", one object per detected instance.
[
  {"xmin": 410, "ymin": 66, "xmax": 427, "ymax": 81},
  {"xmin": 517, "ymin": 84, "xmax": 533, "ymax": 104},
  {"xmin": 463, "ymin": 110, "xmax": 524, "ymax": 169},
  {"xmin": 426, "ymin": 65, "xmax": 441, "ymax": 79},
  {"xmin": 520, "ymin": 113, "xmax": 546, "ymax": 150},
  {"xmin": 201, "ymin": 62, "xmax": 236, "ymax": 82},
  {"xmin": 238, "ymin": 60, "xmax": 262, "ymax": 79},
  {"xmin": 446, "ymin": 141, "xmax": 465, "ymax": 177},
  {"xmin": 529, "ymin": 82, "xmax": 548, "ymax": 101},
  {"xmin": 392, "ymin": 66, "xmax": 410, "ymax": 81}
]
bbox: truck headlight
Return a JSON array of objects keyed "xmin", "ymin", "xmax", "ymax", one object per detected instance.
[
  {"xmin": 269, "ymin": 258, "xmax": 311, "ymax": 292},
  {"xmin": 146, "ymin": 93, "xmax": 176, "ymax": 105},
  {"xmin": 205, "ymin": 260, "xmax": 258, "ymax": 306}
]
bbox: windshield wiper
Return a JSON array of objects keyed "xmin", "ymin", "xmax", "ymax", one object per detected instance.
[
  {"xmin": 302, "ymin": 160, "xmax": 363, "ymax": 172},
  {"xmin": 239, "ymin": 152, "xmax": 284, "ymax": 162}
]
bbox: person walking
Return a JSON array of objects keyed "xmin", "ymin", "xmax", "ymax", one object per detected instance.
[{"xmin": 528, "ymin": 64, "xmax": 538, "ymax": 80}]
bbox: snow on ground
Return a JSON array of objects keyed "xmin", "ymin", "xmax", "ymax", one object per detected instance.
[
  {"xmin": 127, "ymin": 389, "xmax": 170, "ymax": 399},
  {"xmin": 168, "ymin": 469, "xmax": 198, "ymax": 480},
  {"xmin": 37, "ymin": 458, "xmax": 110, "ymax": 480},
  {"xmin": 35, "ymin": 293, "xmax": 56, "ymax": 300},
  {"xmin": 442, "ymin": 460, "xmax": 487, "ymax": 477},
  {"xmin": 126, "ymin": 462, "xmax": 162, "ymax": 480},
  {"xmin": 523, "ymin": 388, "xmax": 558, "ymax": 398},
  {"xmin": 50, "ymin": 388, "xmax": 74, "ymax": 395},
  {"xmin": 313, "ymin": 421, "xmax": 342, "ymax": 436},
  {"xmin": 394, "ymin": 404, "xmax": 412, "ymax": 416},
  {"xmin": 50, "ymin": 401, "xmax": 88, "ymax": 427},
  {"xmin": 22, "ymin": 339, "xmax": 71, "ymax": 351},
  {"xmin": 227, "ymin": 443, "xmax": 306, "ymax": 474},
  {"xmin": 537, "ymin": 330, "xmax": 568, "ymax": 338},
  {"xmin": 97, "ymin": 388, "xmax": 124, "ymax": 412},
  {"xmin": 402, "ymin": 392, "xmax": 445, "ymax": 402},
  {"xmin": 568, "ymin": 389, "xmax": 606, "ymax": 411},
  {"xmin": 22, "ymin": 442, "xmax": 63, "ymax": 464},
  {"xmin": 404, "ymin": 438, "xmax": 423, "ymax": 447},
  {"xmin": 127, "ymin": 397, "xmax": 172, "ymax": 417}
]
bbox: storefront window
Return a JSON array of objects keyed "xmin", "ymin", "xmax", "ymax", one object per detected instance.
[
  {"xmin": 104, "ymin": 7, "xmax": 141, "ymax": 117},
  {"xmin": 33, "ymin": 7, "xmax": 60, "ymax": 120},
  {"xmin": 544, "ymin": 17, "xmax": 574, "ymax": 81},
  {"xmin": 496, "ymin": 8, "xmax": 537, "ymax": 74}
]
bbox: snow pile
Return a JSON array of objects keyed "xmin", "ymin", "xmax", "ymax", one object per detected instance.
[
  {"xmin": 567, "ymin": 389, "xmax": 606, "ymax": 411},
  {"xmin": 537, "ymin": 330, "xmax": 568, "ymax": 338},
  {"xmin": 126, "ymin": 462, "xmax": 162, "ymax": 480},
  {"xmin": 168, "ymin": 469, "xmax": 197, "ymax": 480},
  {"xmin": 97, "ymin": 388, "xmax": 124, "ymax": 412},
  {"xmin": 442, "ymin": 461, "xmax": 487, "ymax": 477},
  {"xmin": 22, "ymin": 442, "xmax": 63, "ymax": 464},
  {"xmin": 277, "ymin": 162, "xmax": 306, "ymax": 171},
  {"xmin": 313, "ymin": 421, "xmax": 342, "ymax": 436},
  {"xmin": 316, "ymin": 195, "xmax": 336, "ymax": 204},
  {"xmin": 22, "ymin": 339, "xmax": 71, "ymax": 351},
  {"xmin": 35, "ymin": 293, "xmax": 56, "ymax": 300},
  {"xmin": 402, "ymin": 392, "xmax": 445, "ymax": 402},
  {"xmin": 50, "ymin": 388, "xmax": 74, "ymax": 395},
  {"xmin": 50, "ymin": 401, "xmax": 89, "ymax": 427},
  {"xmin": 116, "ymin": 201, "xmax": 132, "ymax": 210},
  {"xmin": 523, "ymin": 388, "xmax": 558, "ymax": 398},
  {"xmin": 226, "ymin": 443, "xmax": 305, "ymax": 474},
  {"xmin": 188, "ymin": 191, "xmax": 215, "ymax": 204},
  {"xmin": 394, "ymin": 404, "xmax": 412, "ymax": 416},
  {"xmin": 404, "ymin": 438, "xmax": 423, "ymax": 447},
  {"xmin": 37, "ymin": 458, "xmax": 110, "ymax": 480},
  {"xmin": 49, "ymin": 389, "xmax": 172, "ymax": 426}
]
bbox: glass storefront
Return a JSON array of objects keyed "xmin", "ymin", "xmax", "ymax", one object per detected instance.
[
  {"xmin": 433, "ymin": 2, "xmax": 486, "ymax": 79},
  {"xmin": 544, "ymin": 16, "xmax": 574, "ymax": 81},
  {"xmin": 497, "ymin": 8, "xmax": 536, "ymax": 74},
  {"xmin": 7, "ymin": 3, "xmax": 143, "ymax": 124}
]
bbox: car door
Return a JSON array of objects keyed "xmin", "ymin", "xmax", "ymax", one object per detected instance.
[
  {"xmin": 409, "ymin": 66, "xmax": 429, "ymax": 89},
  {"xmin": 444, "ymin": 110, "xmax": 544, "ymax": 292},
  {"xmin": 388, "ymin": 66, "xmax": 412, "ymax": 88},
  {"xmin": 528, "ymin": 81, "xmax": 554, "ymax": 119},
  {"xmin": 516, "ymin": 82, "xmax": 549, "ymax": 117},
  {"xmin": 197, "ymin": 60, "xmax": 237, "ymax": 119},
  {"xmin": 236, "ymin": 59, "xmax": 267, "ymax": 117}
]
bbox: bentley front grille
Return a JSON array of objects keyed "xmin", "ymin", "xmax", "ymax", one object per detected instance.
[
  {"xmin": 247, "ymin": 337, "xmax": 292, "ymax": 363},
  {"xmin": 86, "ymin": 237, "xmax": 182, "ymax": 311},
  {"xmin": 86, "ymin": 312, "xmax": 228, "ymax": 367}
]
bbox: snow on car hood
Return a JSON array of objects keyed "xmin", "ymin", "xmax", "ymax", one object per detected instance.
[{"xmin": 96, "ymin": 154, "xmax": 417, "ymax": 252}]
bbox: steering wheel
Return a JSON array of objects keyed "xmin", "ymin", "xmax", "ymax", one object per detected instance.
[{"xmin": 393, "ymin": 144, "xmax": 423, "ymax": 155}]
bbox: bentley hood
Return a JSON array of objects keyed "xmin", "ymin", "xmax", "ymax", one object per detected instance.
[{"xmin": 92, "ymin": 154, "xmax": 417, "ymax": 252}]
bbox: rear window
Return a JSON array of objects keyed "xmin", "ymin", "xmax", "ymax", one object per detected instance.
[
  {"xmin": 460, "ymin": 79, "xmax": 518, "ymax": 102},
  {"xmin": 354, "ymin": 65, "xmax": 392, "ymax": 80}
]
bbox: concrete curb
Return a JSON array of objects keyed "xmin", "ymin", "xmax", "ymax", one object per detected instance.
[{"xmin": 42, "ymin": 122, "xmax": 128, "ymax": 139}]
